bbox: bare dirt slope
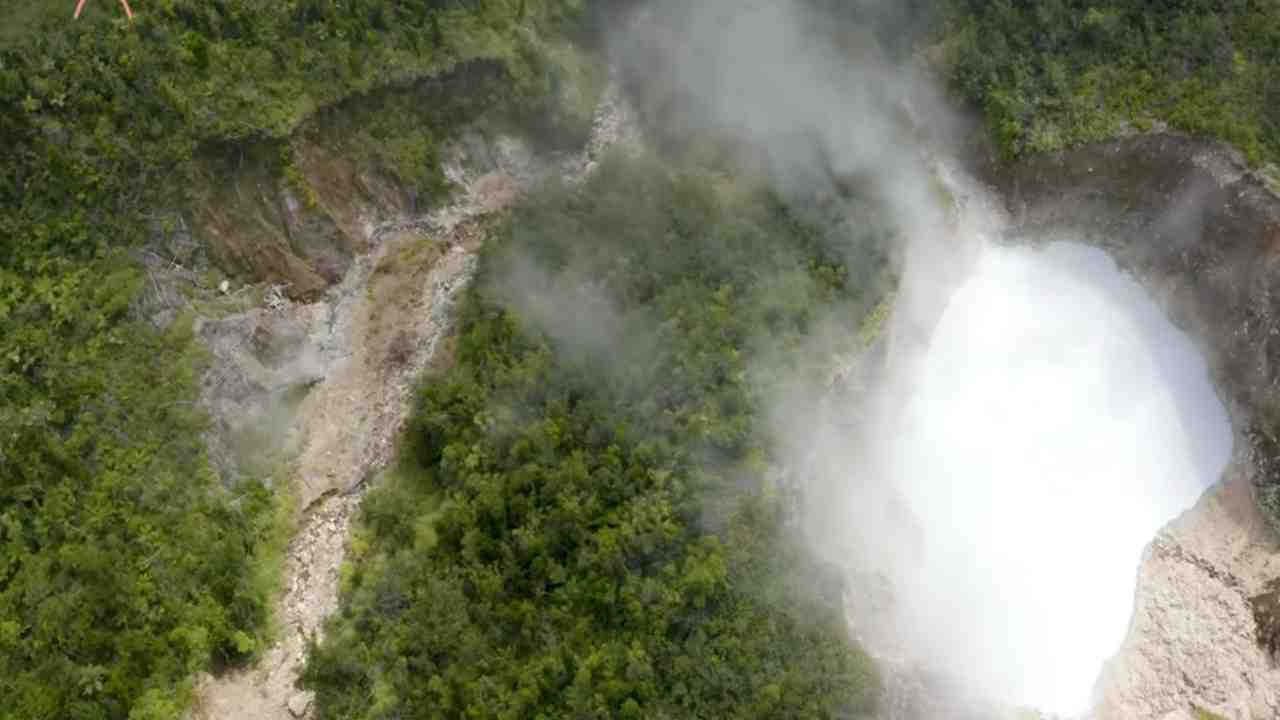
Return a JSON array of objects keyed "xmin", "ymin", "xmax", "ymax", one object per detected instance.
[
  {"xmin": 191, "ymin": 229, "xmax": 478, "ymax": 720},
  {"xmin": 190, "ymin": 77, "xmax": 638, "ymax": 720},
  {"xmin": 1095, "ymin": 463, "xmax": 1280, "ymax": 720}
]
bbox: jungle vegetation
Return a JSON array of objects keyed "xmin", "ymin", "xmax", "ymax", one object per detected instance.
[
  {"xmin": 4, "ymin": 0, "xmax": 1276, "ymax": 718},
  {"xmin": 940, "ymin": 0, "xmax": 1280, "ymax": 166},
  {"xmin": 303, "ymin": 154, "xmax": 889, "ymax": 719},
  {"xmin": 0, "ymin": 1, "xmax": 591, "ymax": 717}
]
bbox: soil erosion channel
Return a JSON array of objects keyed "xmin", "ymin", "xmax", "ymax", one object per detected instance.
[{"xmin": 193, "ymin": 79, "xmax": 639, "ymax": 720}]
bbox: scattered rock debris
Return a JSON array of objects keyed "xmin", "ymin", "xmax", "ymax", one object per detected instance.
[{"xmin": 191, "ymin": 76, "xmax": 639, "ymax": 720}]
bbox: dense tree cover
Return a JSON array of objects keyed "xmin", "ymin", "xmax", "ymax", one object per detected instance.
[
  {"xmin": 2, "ymin": 0, "xmax": 590, "ymax": 269},
  {"xmin": 0, "ymin": 313, "xmax": 283, "ymax": 720},
  {"xmin": 940, "ymin": 0, "xmax": 1280, "ymax": 165},
  {"xmin": 303, "ymin": 156, "xmax": 889, "ymax": 719},
  {"xmin": 18, "ymin": 0, "xmax": 1274, "ymax": 716},
  {"xmin": 0, "ymin": 2, "xmax": 591, "ymax": 718}
]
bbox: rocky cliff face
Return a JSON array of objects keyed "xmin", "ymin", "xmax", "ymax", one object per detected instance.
[
  {"xmin": 183, "ymin": 60, "xmax": 604, "ymax": 304},
  {"xmin": 987, "ymin": 134, "xmax": 1280, "ymax": 719}
]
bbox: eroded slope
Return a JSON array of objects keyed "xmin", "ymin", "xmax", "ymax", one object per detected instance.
[{"xmin": 191, "ymin": 78, "xmax": 640, "ymax": 720}]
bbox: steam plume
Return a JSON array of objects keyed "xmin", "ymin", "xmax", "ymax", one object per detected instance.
[{"xmin": 607, "ymin": 1, "xmax": 1233, "ymax": 715}]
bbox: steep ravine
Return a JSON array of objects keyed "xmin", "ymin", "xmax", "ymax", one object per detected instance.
[{"xmin": 190, "ymin": 79, "xmax": 640, "ymax": 720}]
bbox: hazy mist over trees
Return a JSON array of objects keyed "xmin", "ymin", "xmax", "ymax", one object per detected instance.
[{"xmin": 2, "ymin": 0, "xmax": 1274, "ymax": 717}]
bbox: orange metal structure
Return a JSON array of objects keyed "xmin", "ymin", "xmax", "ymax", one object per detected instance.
[{"xmin": 74, "ymin": 0, "xmax": 135, "ymax": 20}]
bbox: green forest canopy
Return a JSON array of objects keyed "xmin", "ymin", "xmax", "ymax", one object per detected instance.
[
  {"xmin": 303, "ymin": 155, "xmax": 888, "ymax": 719},
  {"xmin": 0, "ymin": 2, "xmax": 588, "ymax": 718},
  {"xmin": 941, "ymin": 0, "xmax": 1280, "ymax": 165},
  {"xmin": 3, "ymin": 0, "xmax": 1278, "ymax": 717}
]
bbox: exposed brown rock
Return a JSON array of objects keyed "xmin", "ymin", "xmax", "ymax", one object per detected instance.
[{"xmin": 187, "ymin": 141, "xmax": 392, "ymax": 303}]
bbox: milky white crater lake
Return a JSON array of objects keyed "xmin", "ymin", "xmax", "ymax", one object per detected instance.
[{"xmin": 889, "ymin": 241, "xmax": 1231, "ymax": 716}]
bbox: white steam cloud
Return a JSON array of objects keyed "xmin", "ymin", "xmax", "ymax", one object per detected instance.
[
  {"xmin": 605, "ymin": 1, "xmax": 1235, "ymax": 715},
  {"xmin": 616, "ymin": 0, "xmax": 946, "ymax": 242},
  {"xmin": 884, "ymin": 241, "xmax": 1230, "ymax": 716}
]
